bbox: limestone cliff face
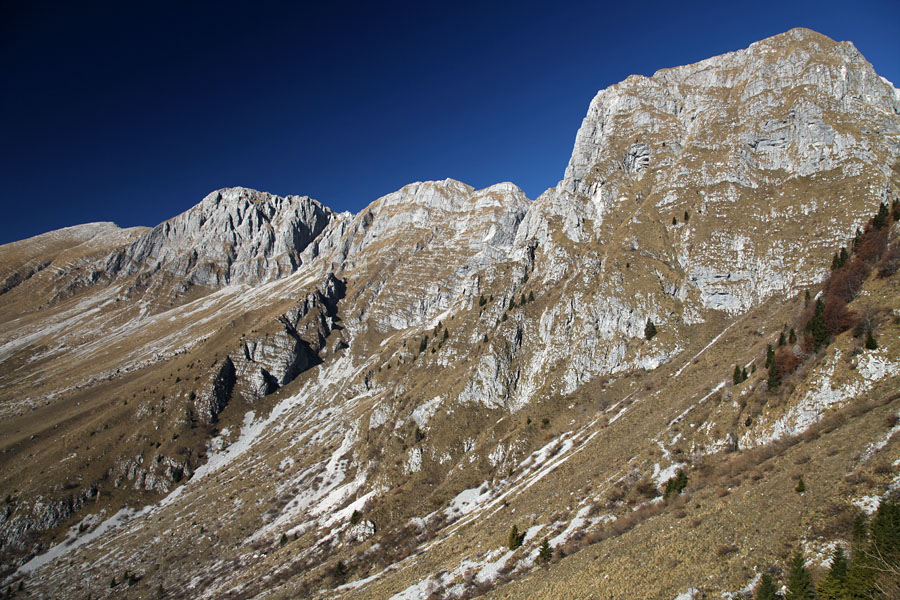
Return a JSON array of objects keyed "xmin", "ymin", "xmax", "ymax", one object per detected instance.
[
  {"xmin": 308, "ymin": 179, "xmax": 531, "ymax": 335},
  {"xmin": 507, "ymin": 27, "xmax": 900, "ymax": 393},
  {"xmin": 106, "ymin": 187, "xmax": 333, "ymax": 287}
]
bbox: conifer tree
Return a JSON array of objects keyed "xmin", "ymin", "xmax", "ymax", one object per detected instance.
[
  {"xmin": 538, "ymin": 538, "xmax": 553, "ymax": 563},
  {"xmin": 865, "ymin": 329, "xmax": 878, "ymax": 350},
  {"xmin": 528, "ymin": 291, "xmax": 535, "ymax": 303},
  {"xmin": 789, "ymin": 328, "xmax": 797, "ymax": 344},
  {"xmin": 805, "ymin": 298, "xmax": 828, "ymax": 352},
  {"xmin": 333, "ymin": 560, "xmax": 347, "ymax": 580},
  {"xmin": 742, "ymin": 367, "xmax": 748, "ymax": 381},
  {"xmin": 645, "ymin": 319, "xmax": 657, "ymax": 341},
  {"xmin": 755, "ymin": 572, "xmax": 778, "ymax": 600},
  {"xmin": 817, "ymin": 544, "xmax": 848, "ymax": 599},
  {"xmin": 733, "ymin": 365, "xmax": 743, "ymax": 385},
  {"xmin": 874, "ymin": 202, "xmax": 890, "ymax": 230},
  {"xmin": 778, "ymin": 331, "xmax": 786, "ymax": 346},
  {"xmin": 508, "ymin": 525, "xmax": 523, "ymax": 550},
  {"xmin": 767, "ymin": 362, "xmax": 781, "ymax": 391},
  {"xmin": 784, "ymin": 550, "xmax": 814, "ymax": 600},
  {"xmin": 664, "ymin": 469, "xmax": 688, "ymax": 499},
  {"xmin": 765, "ymin": 344, "xmax": 775, "ymax": 369}
]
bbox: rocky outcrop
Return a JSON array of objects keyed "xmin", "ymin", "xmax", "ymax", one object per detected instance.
[
  {"xmin": 195, "ymin": 357, "xmax": 237, "ymax": 424},
  {"xmin": 0, "ymin": 485, "xmax": 98, "ymax": 556},
  {"xmin": 232, "ymin": 274, "xmax": 347, "ymax": 402},
  {"xmin": 105, "ymin": 187, "xmax": 334, "ymax": 287}
]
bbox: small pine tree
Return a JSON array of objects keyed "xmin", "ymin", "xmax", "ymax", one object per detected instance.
[
  {"xmin": 645, "ymin": 319, "xmax": 657, "ymax": 341},
  {"xmin": 755, "ymin": 572, "xmax": 778, "ymax": 600},
  {"xmin": 839, "ymin": 247, "xmax": 849, "ymax": 267},
  {"xmin": 765, "ymin": 344, "xmax": 775, "ymax": 369},
  {"xmin": 483, "ymin": 334, "xmax": 489, "ymax": 344},
  {"xmin": 478, "ymin": 294, "xmax": 487, "ymax": 306},
  {"xmin": 805, "ymin": 298, "xmax": 828, "ymax": 352},
  {"xmin": 778, "ymin": 331, "xmax": 786, "ymax": 346},
  {"xmin": 350, "ymin": 509, "xmax": 361, "ymax": 525},
  {"xmin": 828, "ymin": 545, "xmax": 848, "ymax": 581},
  {"xmin": 664, "ymin": 469, "xmax": 688, "ymax": 499},
  {"xmin": 538, "ymin": 538, "xmax": 553, "ymax": 563},
  {"xmin": 795, "ymin": 477, "xmax": 805, "ymax": 494},
  {"xmin": 443, "ymin": 328, "xmax": 449, "ymax": 341},
  {"xmin": 789, "ymin": 327, "xmax": 797, "ymax": 344},
  {"xmin": 874, "ymin": 202, "xmax": 890, "ymax": 230},
  {"xmin": 684, "ymin": 210, "xmax": 690, "ymax": 222},
  {"xmin": 520, "ymin": 294, "xmax": 527, "ymax": 306},
  {"xmin": 528, "ymin": 291, "xmax": 535, "ymax": 303},
  {"xmin": 784, "ymin": 550, "xmax": 814, "ymax": 600},
  {"xmin": 865, "ymin": 329, "xmax": 878, "ymax": 350},
  {"xmin": 279, "ymin": 532, "xmax": 287, "ymax": 546},
  {"xmin": 767, "ymin": 362, "xmax": 781, "ymax": 391},
  {"xmin": 509, "ymin": 298, "xmax": 516, "ymax": 310},
  {"xmin": 673, "ymin": 216, "xmax": 678, "ymax": 225},
  {"xmin": 733, "ymin": 365, "xmax": 743, "ymax": 385},
  {"xmin": 832, "ymin": 253, "xmax": 840, "ymax": 270},
  {"xmin": 419, "ymin": 336, "xmax": 428, "ymax": 353},
  {"xmin": 508, "ymin": 525, "xmax": 523, "ymax": 550},
  {"xmin": 870, "ymin": 494, "xmax": 900, "ymax": 561},
  {"xmin": 333, "ymin": 560, "xmax": 347, "ymax": 579}
]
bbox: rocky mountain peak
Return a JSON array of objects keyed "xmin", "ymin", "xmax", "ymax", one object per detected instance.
[{"xmin": 105, "ymin": 186, "xmax": 334, "ymax": 287}]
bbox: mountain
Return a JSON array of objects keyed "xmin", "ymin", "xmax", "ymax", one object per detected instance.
[{"xmin": 1, "ymin": 28, "xmax": 899, "ymax": 599}]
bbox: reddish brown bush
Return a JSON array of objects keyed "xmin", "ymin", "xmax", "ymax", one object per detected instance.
[
  {"xmin": 827, "ymin": 259, "xmax": 870, "ymax": 303},
  {"xmin": 855, "ymin": 225, "xmax": 888, "ymax": 263},
  {"xmin": 877, "ymin": 242, "xmax": 900, "ymax": 278},
  {"xmin": 774, "ymin": 347, "xmax": 802, "ymax": 378},
  {"xmin": 823, "ymin": 294, "xmax": 857, "ymax": 336}
]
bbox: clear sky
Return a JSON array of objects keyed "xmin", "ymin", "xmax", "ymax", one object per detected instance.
[{"xmin": 2, "ymin": 0, "xmax": 899, "ymax": 244}]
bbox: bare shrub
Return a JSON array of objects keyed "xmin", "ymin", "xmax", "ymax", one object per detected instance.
[
  {"xmin": 824, "ymin": 295, "xmax": 858, "ymax": 336},
  {"xmin": 717, "ymin": 544, "xmax": 739, "ymax": 557},
  {"xmin": 877, "ymin": 241, "xmax": 900, "ymax": 277},
  {"xmin": 855, "ymin": 225, "xmax": 888, "ymax": 263},
  {"xmin": 828, "ymin": 259, "xmax": 870, "ymax": 303},
  {"xmin": 774, "ymin": 347, "xmax": 802, "ymax": 378}
]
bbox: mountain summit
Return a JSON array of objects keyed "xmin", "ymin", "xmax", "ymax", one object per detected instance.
[{"xmin": 1, "ymin": 29, "xmax": 899, "ymax": 599}]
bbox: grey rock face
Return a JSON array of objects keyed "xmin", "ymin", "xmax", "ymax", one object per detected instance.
[
  {"xmin": 195, "ymin": 357, "xmax": 236, "ymax": 424},
  {"xmin": 231, "ymin": 274, "xmax": 346, "ymax": 403},
  {"xmin": 106, "ymin": 187, "xmax": 334, "ymax": 286},
  {"xmin": 506, "ymin": 28, "xmax": 900, "ymax": 395}
]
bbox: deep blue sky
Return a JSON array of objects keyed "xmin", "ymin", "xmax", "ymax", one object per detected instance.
[{"xmin": 2, "ymin": 1, "xmax": 899, "ymax": 244}]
